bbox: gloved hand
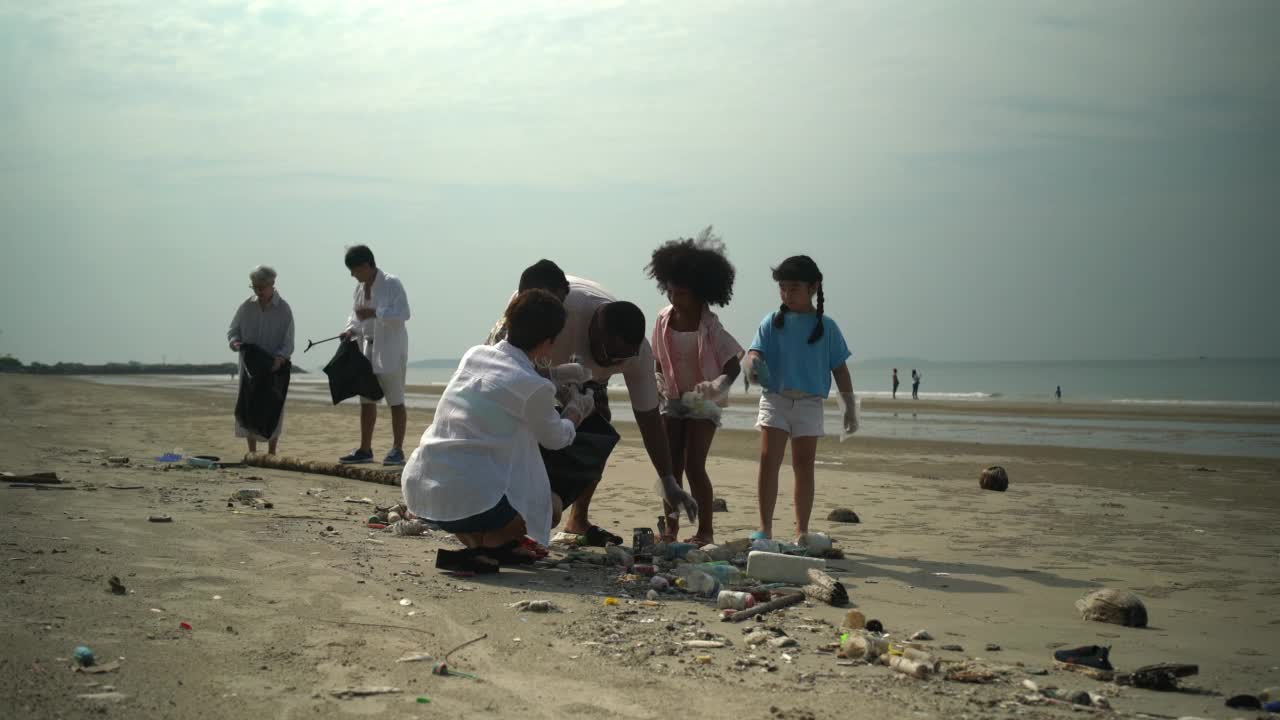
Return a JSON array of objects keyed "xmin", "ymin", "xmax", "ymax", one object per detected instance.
[
  {"xmin": 744, "ymin": 354, "xmax": 771, "ymax": 387},
  {"xmin": 693, "ymin": 374, "xmax": 732, "ymax": 403},
  {"xmin": 561, "ymin": 388, "xmax": 596, "ymax": 427},
  {"xmin": 838, "ymin": 391, "xmax": 859, "ymax": 435},
  {"xmin": 657, "ymin": 474, "xmax": 698, "ymax": 523},
  {"xmin": 654, "ymin": 371, "xmax": 669, "ymax": 399},
  {"xmin": 549, "ymin": 363, "xmax": 593, "ymax": 388}
]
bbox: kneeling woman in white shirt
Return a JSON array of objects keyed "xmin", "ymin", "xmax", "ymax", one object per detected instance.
[{"xmin": 401, "ymin": 289, "xmax": 595, "ymax": 572}]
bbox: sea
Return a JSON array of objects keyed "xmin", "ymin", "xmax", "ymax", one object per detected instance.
[{"xmin": 87, "ymin": 358, "xmax": 1280, "ymax": 459}]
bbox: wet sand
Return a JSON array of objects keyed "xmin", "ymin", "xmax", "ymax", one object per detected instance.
[{"xmin": 2, "ymin": 375, "xmax": 1278, "ymax": 719}]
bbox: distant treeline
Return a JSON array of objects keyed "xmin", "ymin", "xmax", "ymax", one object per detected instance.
[{"xmin": 0, "ymin": 357, "xmax": 305, "ymax": 375}]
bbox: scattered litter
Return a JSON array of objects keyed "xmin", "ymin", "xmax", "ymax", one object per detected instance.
[
  {"xmin": 1115, "ymin": 663, "xmax": 1199, "ymax": 691},
  {"xmin": 73, "ymin": 646, "xmax": 95, "ymax": 667},
  {"xmin": 827, "ymin": 508, "xmax": 860, "ymax": 523},
  {"xmin": 387, "ymin": 519, "xmax": 430, "ymax": 536},
  {"xmin": 416, "ymin": 697, "xmax": 431, "ymax": 704},
  {"xmin": 107, "ymin": 456, "xmax": 129, "ymax": 465},
  {"xmin": 865, "ymin": 619, "xmax": 884, "ymax": 633},
  {"xmin": 396, "ymin": 652, "xmax": 434, "ymax": 664},
  {"xmin": 76, "ymin": 660, "xmax": 122, "ymax": 675},
  {"xmin": 768, "ymin": 636, "xmax": 798, "ymax": 649},
  {"xmin": 711, "ymin": 498, "xmax": 729, "ymax": 512},
  {"xmin": 985, "ymin": 643, "xmax": 1001, "ymax": 652},
  {"xmin": 1052, "ymin": 645, "xmax": 1115, "ymax": 681},
  {"xmin": 212, "ymin": 595, "xmax": 222, "ymax": 601},
  {"xmin": 155, "ymin": 453, "xmax": 182, "ymax": 463},
  {"xmin": 186, "ymin": 455, "xmax": 221, "ymax": 469},
  {"xmin": 343, "ymin": 497, "xmax": 374, "ymax": 505},
  {"xmin": 941, "ymin": 644, "xmax": 964, "ymax": 652},
  {"xmin": 77, "ymin": 691, "xmax": 128, "ymax": 702},
  {"xmin": 179, "ymin": 622, "xmax": 192, "ymax": 631},
  {"xmin": 979, "ymin": 465, "xmax": 1009, "ymax": 491},
  {"xmin": 909, "ymin": 630, "xmax": 933, "ymax": 642},
  {"xmin": 106, "ymin": 485, "xmax": 144, "ymax": 490},
  {"xmin": 683, "ymin": 640, "xmax": 726, "ymax": 649},
  {"xmin": 602, "ymin": 597, "xmax": 619, "ymax": 606},
  {"xmin": 148, "ymin": 515, "xmax": 172, "ymax": 523},
  {"xmin": 1076, "ymin": 588, "xmax": 1147, "ymax": 628},
  {"xmin": 331, "ymin": 687, "xmax": 401, "ymax": 699},
  {"xmin": 694, "ymin": 655, "xmax": 712, "ymax": 664},
  {"xmin": 108, "ymin": 576, "xmax": 127, "ymax": 595},
  {"xmin": 510, "ymin": 600, "xmax": 560, "ymax": 613},
  {"xmin": 945, "ymin": 661, "xmax": 997, "ymax": 683},
  {"xmin": 399, "ymin": 599, "xmax": 413, "ymax": 607}
]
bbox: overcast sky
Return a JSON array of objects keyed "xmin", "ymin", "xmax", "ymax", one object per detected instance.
[{"xmin": 3, "ymin": 0, "xmax": 1277, "ymax": 365}]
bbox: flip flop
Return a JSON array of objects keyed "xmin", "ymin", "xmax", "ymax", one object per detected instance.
[
  {"xmin": 485, "ymin": 541, "xmax": 538, "ymax": 566},
  {"xmin": 578, "ymin": 525, "xmax": 623, "ymax": 547},
  {"xmin": 518, "ymin": 537, "xmax": 550, "ymax": 558},
  {"xmin": 435, "ymin": 548, "xmax": 499, "ymax": 574},
  {"xmin": 682, "ymin": 536, "xmax": 712, "ymax": 548}
]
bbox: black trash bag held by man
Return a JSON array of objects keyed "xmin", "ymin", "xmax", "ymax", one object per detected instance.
[
  {"xmin": 234, "ymin": 343, "xmax": 291, "ymax": 439},
  {"xmin": 322, "ymin": 339, "xmax": 384, "ymax": 405}
]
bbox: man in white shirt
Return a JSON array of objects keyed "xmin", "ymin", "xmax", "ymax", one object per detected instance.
[
  {"xmin": 490, "ymin": 270, "xmax": 696, "ymax": 545},
  {"xmin": 337, "ymin": 245, "xmax": 412, "ymax": 466}
]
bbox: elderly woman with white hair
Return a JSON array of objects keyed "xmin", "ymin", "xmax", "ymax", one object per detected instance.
[{"xmin": 227, "ymin": 265, "xmax": 295, "ymax": 453}]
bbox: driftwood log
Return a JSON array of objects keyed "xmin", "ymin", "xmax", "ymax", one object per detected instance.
[
  {"xmin": 801, "ymin": 568, "xmax": 849, "ymax": 606},
  {"xmin": 721, "ymin": 592, "xmax": 805, "ymax": 622},
  {"xmin": 2, "ymin": 472, "xmax": 62, "ymax": 484},
  {"xmin": 243, "ymin": 453, "xmax": 401, "ymax": 486}
]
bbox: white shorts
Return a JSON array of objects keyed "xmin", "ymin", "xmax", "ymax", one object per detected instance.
[
  {"xmin": 756, "ymin": 392, "xmax": 825, "ymax": 438},
  {"xmin": 361, "ymin": 366, "xmax": 407, "ymax": 406}
]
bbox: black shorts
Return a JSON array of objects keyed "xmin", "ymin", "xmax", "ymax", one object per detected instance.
[
  {"xmin": 542, "ymin": 413, "xmax": 621, "ymax": 508},
  {"xmin": 431, "ymin": 495, "xmax": 519, "ymax": 534}
]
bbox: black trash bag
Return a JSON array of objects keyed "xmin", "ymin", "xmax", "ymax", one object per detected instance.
[
  {"xmin": 234, "ymin": 343, "xmax": 291, "ymax": 439},
  {"xmin": 542, "ymin": 411, "xmax": 620, "ymax": 508},
  {"xmin": 322, "ymin": 339, "xmax": 383, "ymax": 405}
]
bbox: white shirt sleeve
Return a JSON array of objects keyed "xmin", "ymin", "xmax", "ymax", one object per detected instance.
[
  {"xmin": 227, "ymin": 302, "xmax": 245, "ymax": 350},
  {"xmin": 344, "ymin": 285, "xmax": 361, "ymax": 336},
  {"xmin": 525, "ymin": 383, "xmax": 576, "ymax": 451},
  {"xmin": 377, "ymin": 277, "xmax": 411, "ymax": 324},
  {"xmin": 279, "ymin": 301, "xmax": 295, "ymax": 358},
  {"xmin": 622, "ymin": 339, "xmax": 660, "ymax": 412}
]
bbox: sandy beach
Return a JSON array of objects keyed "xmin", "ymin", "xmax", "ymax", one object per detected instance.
[{"xmin": 3, "ymin": 375, "xmax": 1278, "ymax": 719}]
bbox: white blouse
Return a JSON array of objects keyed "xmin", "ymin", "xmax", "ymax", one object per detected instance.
[{"xmin": 400, "ymin": 341, "xmax": 576, "ymax": 545}]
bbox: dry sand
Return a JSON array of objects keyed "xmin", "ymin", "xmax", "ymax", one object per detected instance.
[{"xmin": 2, "ymin": 375, "xmax": 1278, "ymax": 719}]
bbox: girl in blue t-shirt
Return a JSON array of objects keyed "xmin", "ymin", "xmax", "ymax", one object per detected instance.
[{"xmin": 744, "ymin": 255, "xmax": 859, "ymax": 540}]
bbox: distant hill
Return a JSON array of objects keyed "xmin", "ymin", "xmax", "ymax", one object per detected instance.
[
  {"xmin": 0, "ymin": 357, "xmax": 306, "ymax": 375},
  {"xmin": 408, "ymin": 358, "xmax": 461, "ymax": 369}
]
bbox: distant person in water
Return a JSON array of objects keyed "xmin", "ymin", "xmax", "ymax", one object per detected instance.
[
  {"xmin": 892, "ymin": 368, "xmax": 900, "ymax": 399},
  {"xmin": 911, "ymin": 368, "xmax": 921, "ymax": 399},
  {"xmin": 1056, "ymin": 385, "xmax": 1062, "ymax": 402}
]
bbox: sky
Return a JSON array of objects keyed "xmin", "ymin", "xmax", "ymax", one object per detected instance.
[{"xmin": 2, "ymin": 0, "xmax": 1278, "ymax": 366}]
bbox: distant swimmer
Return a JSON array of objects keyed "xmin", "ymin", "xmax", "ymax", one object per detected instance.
[{"xmin": 1056, "ymin": 385, "xmax": 1062, "ymax": 402}]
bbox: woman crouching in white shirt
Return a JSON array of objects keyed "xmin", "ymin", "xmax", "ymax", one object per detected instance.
[{"xmin": 401, "ymin": 289, "xmax": 595, "ymax": 573}]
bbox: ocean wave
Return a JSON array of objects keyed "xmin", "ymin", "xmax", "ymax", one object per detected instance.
[
  {"xmin": 1110, "ymin": 398, "xmax": 1280, "ymax": 409},
  {"xmin": 858, "ymin": 391, "xmax": 998, "ymax": 400}
]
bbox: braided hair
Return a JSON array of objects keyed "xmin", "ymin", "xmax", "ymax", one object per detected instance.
[{"xmin": 771, "ymin": 255, "xmax": 825, "ymax": 344}]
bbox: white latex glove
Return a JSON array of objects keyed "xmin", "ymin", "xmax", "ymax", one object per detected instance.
[
  {"xmin": 744, "ymin": 354, "xmax": 771, "ymax": 387},
  {"xmin": 838, "ymin": 391, "xmax": 860, "ymax": 437},
  {"xmin": 561, "ymin": 388, "xmax": 596, "ymax": 427},
  {"xmin": 549, "ymin": 363, "xmax": 593, "ymax": 387},
  {"xmin": 694, "ymin": 374, "xmax": 732, "ymax": 403},
  {"xmin": 654, "ymin": 371, "xmax": 669, "ymax": 399},
  {"xmin": 657, "ymin": 474, "xmax": 698, "ymax": 523}
]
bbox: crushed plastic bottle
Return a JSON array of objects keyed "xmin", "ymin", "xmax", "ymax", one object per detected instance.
[{"xmin": 683, "ymin": 571, "xmax": 720, "ymax": 597}]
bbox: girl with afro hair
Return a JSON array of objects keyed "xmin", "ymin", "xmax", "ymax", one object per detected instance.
[{"xmin": 645, "ymin": 226, "xmax": 743, "ymax": 545}]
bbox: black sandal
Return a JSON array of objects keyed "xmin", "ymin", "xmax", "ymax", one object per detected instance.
[
  {"xmin": 578, "ymin": 525, "xmax": 623, "ymax": 547},
  {"xmin": 435, "ymin": 548, "xmax": 500, "ymax": 574}
]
